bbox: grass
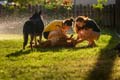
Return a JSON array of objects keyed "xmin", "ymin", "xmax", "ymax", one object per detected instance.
[{"xmin": 0, "ymin": 29, "xmax": 120, "ymax": 80}]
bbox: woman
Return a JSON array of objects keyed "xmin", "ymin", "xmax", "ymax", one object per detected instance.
[
  {"xmin": 74, "ymin": 16, "xmax": 101, "ymax": 47},
  {"xmin": 43, "ymin": 18, "xmax": 73, "ymax": 39},
  {"xmin": 42, "ymin": 18, "xmax": 75, "ymax": 47}
]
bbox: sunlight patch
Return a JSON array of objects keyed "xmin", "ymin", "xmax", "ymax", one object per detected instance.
[{"xmin": 0, "ymin": 34, "xmax": 22, "ymax": 40}]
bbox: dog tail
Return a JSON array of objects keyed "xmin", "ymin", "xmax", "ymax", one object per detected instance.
[
  {"xmin": 23, "ymin": 33, "xmax": 28, "ymax": 49},
  {"xmin": 23, "ymin": 21, "xmax": 30, "ymax": 49}
]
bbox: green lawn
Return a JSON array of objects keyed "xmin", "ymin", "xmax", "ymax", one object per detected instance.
[{"xmin": 0, "ymin": 30, "xmax": 120, "ymax": 80}]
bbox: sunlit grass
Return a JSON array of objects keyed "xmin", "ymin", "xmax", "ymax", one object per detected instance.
[
  {"xmin": 0, "ymin": 29, "xmax": 120, "ymax": 80},
  {"xmin": 0, "ymin": 34, "xmax": 22, "ymax": 40}
]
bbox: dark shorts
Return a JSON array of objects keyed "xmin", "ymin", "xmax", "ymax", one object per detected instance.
[{"xmin": 43, "ymin": 32, "xmax": 50, "ymax": 39}]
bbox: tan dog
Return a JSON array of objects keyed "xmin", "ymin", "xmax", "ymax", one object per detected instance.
[{"xmin": 41, "ymin": 33, "xmax": 77, "ymax": 48}]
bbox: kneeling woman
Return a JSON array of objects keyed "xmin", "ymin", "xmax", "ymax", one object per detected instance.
[
  {"xmin": 42, "ymin": 18, "xmax": 75, "ymax": 47},
  {"xmin": 74, "ymin": 16, "xmax": 101, "ymax": 47}
]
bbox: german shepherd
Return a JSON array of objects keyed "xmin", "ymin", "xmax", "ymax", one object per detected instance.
[{"xmin": 23, "ymin": 11, "xmax": 44, "ymax": 49}]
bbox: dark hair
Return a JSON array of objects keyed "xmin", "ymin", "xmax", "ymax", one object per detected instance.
[
  {"xmin": 76, "ymin": 16, "xmax": 84, "ymax": 22},
  {"xmin": 63, "ymin": 18, "xmax": 74, "ymax": 26}
]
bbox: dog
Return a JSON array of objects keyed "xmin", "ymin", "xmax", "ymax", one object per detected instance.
[
  {"xmin": 40, "ymin": 34, "xmax": 77, "ymax": 48},
  {"xmin": 23, "ymin": 11, "xmax": 44, "ymax": 49}
]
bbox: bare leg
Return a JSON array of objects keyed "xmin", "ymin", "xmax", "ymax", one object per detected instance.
[
  {"xmin": 87, "ymin": 40, "xmax": 96, "ymax": 47},
  {"xmin": 77, "ymin": 39, "xmax": 84, "ymax": 44},
  {"xmin": 76, "ymin": 34, "xmax": 84, "ymax": 45}
]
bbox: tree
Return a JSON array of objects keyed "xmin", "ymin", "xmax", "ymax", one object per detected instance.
[
  {"xmin": 13, "ymin": 0, "xmax": 43, "ymax": 6},
  {"xmin": 93, "ymin": 0, "xmax": 108, "ymax": 9}
]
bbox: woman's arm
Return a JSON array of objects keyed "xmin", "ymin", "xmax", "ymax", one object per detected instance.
[{"xmin": 74, "ymin": 23, "xmax": 79, "ymax": 33}]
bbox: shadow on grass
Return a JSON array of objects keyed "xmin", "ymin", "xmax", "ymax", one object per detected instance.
[
  {"xmin": 36, "ymin": 45, "xmax": 93, "ymax": 52},
  {"xmin": 85, "ymin": 31, "xmax": 119, "ymax": 80},
  {"xmin": 6, "ymin": 47, "xmax": 64, "ymax": 57},
  {"xmin": 6, "ymin": 49, "xmax": 31, "ymax": 57},
  {"xmin": 35, "ymin": 47, "xmax": 64, "ymax": 52},
  {"xmin": 70, "ymin": 45, "xmax": 97, "ymax": 50}
]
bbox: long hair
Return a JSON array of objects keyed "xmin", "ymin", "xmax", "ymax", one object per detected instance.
[{"xmin": 74, "ymin": 16, "xmax": 88, "ymax": 33}]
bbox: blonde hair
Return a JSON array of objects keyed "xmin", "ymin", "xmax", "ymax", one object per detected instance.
[
  {"xmin": 75, "ymin": 16, "xmax": 89, "ymax": 22},
  {"xmin": 74, "ymin": 16, "xmax": 89, "ymax": 33}
]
